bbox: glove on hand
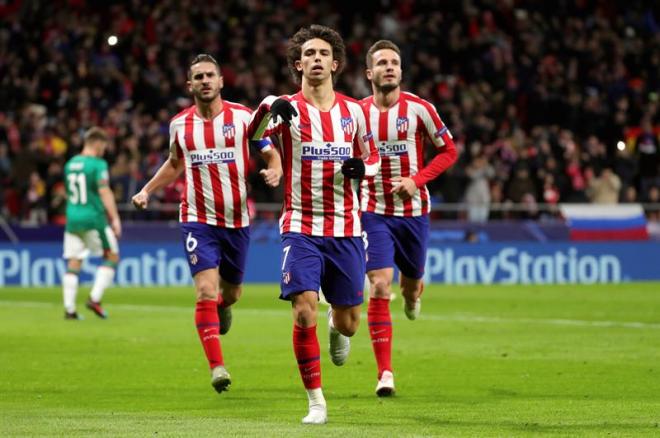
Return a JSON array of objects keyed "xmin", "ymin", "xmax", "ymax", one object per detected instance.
[
  {"xmin": 269, "ymin": 98, "xmax": 298, "ymax": 126},
  {"xmin": 341, "ymin": 158, "xmax": 365, "ymax": 179}
]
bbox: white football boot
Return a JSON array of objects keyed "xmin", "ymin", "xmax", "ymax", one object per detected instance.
[
  {"xmin": 302, "ymin": 403, "xmax": 328, "ymax": 424},
  {"xmin": 302, "ymin": 388, "xmax": 327, "ymax": 424},
  {"xmin": 375, "ymin": 370, "xmax": 395, "ymax": 397},
  {"xmin": 211, "ymin": 365, "xmax": 231, "ymax": 393},
  {"xmin": 404, "ymin": 297, "xmax": 421, "ymax": 320},
  {"xmin": 328, "ymin": 308, "xmax": 350, "ymax": 366}
]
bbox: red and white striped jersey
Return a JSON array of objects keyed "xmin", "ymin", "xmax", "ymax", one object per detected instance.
[
  {"xmin": 170, "ymin": 102, "xmax": 269, "ymax": 228},
  {"xmin": 360, "ymin": 91, "xmax": 458, "ymax": 217},
  {"xmin": 249, "ymin": 91, "xmax": 380, "ymax": 237}
]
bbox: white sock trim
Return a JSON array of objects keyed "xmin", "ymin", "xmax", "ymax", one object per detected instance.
[{"xmin": 306, "ymin": 388, "xmax": 326, "ymax": 407}]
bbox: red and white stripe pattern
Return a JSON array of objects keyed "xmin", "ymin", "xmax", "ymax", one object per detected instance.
[
  {"xmin": 170, "ymin": 102, "xmax": 265, "ymax": 228},
  {"xmin": 360, "ymin": 91, "xmax": 455, "ymax": 217},
  {"xmin": 250, "ymin": 92, "xmax": 380, "ymax": 237}
]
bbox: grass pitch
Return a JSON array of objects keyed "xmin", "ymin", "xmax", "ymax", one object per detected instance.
[{"xmin": 1, "ymin": 283, "xmax": 659, "ymax": 437}]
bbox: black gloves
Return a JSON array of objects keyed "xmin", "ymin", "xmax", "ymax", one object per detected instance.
[
  {"xmin": 270, "ymin": 98, "xmax": 298, "ymax": 126},
  {"xmin": 341, "ymin": 158, "xmax": 365, "ymax": 179}
]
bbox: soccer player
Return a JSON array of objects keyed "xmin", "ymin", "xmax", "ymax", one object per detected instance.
[
  {"xmin": 62, "ymin": 127, "xmax": 121, "ymax": 320},
  {"xmin": 360, "ymin": 40, "xmax": 458, "ymax": 396},
  {"xmin": 248, "ymin": 25, "xmax": 380, "ymax": 424},
  {"xmin": 131, "ymin": 54, "xmax": 282, "ymax": 394}
]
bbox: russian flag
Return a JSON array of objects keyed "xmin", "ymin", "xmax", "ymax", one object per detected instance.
[{"xmin": 560, "ymin": 204, "xmax": 649, "ymax": 241}]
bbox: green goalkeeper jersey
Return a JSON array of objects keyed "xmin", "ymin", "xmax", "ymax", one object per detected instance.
[{"xmin": 64, "ymin": 154, "xmax": 110, "ymax": 232}]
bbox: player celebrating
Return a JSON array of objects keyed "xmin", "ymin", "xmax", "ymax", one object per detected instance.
[
  {"xmin": 361, "ymin": 40, "xmax": 458, "ymax": 396},
  {"xmin": 132, "ymin": 54, "xmax": 281, "ymax": 393},
  {"xmin": 62, "ymin": 127, "xmax": 121, "ymax": 320},
  {"xmin": 249, "ymin": 25, "xmax": 380, "ymax": 424}
]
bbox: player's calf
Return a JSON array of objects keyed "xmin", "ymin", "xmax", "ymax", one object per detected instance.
[
  {"xmin": 327, "ymin": 308, "xmax": 350, "ymax": 366},
  {"xmin": 217, "ymin": 304, "xmax": 232, "ymax": 335}
]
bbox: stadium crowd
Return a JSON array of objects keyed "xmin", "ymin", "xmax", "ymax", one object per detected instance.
[{"xmin": 1, "ymin": 0, "xmax": 659, "ymax": 224}]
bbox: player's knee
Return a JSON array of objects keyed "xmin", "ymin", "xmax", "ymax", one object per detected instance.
[
  {"xmin": 370, "ymin": 275, "xmax": 391, "ymax": 298},
  {"xmin": 67, "ymin": 259, "xmax": 82, "ymax": 272},
  {"xmin": 196, "ymin": 281, "xmax": 218, "ymax": 301},
  {"xmin": 293, "ymin": 303, "xmax": 316, "ymax": 327}
]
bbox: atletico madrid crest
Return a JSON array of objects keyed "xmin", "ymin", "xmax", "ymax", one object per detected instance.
[
  {"xmin": 223, "ymin": 123, "xmax": 235, "ymax": 139},
  {"xmin": 340, "ymin": 117, "xmax": 354, "ymax": 135},
  {"xmin": 396, "ymin": 116, "xmax": 409, "ymax": 133}
]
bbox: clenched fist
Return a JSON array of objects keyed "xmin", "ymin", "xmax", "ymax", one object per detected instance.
[{"xmin": 132, "ymin": 190, "xmax": 150, "ymax": 210}]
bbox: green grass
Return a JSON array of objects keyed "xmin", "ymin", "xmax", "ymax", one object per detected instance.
[{"xmin": 1, "ymin": 283, "xmax": 659, "ymax": 437}]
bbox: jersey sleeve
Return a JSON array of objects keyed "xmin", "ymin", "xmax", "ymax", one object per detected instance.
[
  {"xmin": 353, "ymin": 104, "xmax": 380, "ymax": 177},
  {"xmin": 410, "ymin": 100, "xmax": 458, "ymax": 188},
  {"xmin": 169, "ymin": 119, "xmax": 183, "ymax": 159},
  {"xmin": 247, "ymin": 95, "xmax": 283, "ymax": 142}
]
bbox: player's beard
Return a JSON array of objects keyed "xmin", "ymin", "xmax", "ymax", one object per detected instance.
[
  {"xmin": 376, "ymin": 81, "xmax": 399, "ymax": 93},
  {"xmin": 194, "ymin": 87, "xmax": 220, "ymax": 103}
]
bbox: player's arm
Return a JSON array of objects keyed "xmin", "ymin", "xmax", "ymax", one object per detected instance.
[
  {"xmin": 342, "ymin": 104, "xmax": 380, "ymax": 179},
  {"xmin": 392, "ymin": 101, "xmax": 458, "ymax": 199},
  {"xmin": 412, "ymin": 101, "xmax": 458, "ymax": 186},
  {"xmin": 258, "ymin": 141, "xmax": 282, "ymax": 188},
  {"xmin": 97, "ymin": 163, "xmax": 121, "ymax": 238},
  {"xmin": 132, "ymin": 140, "xmax": 185, "ymax": 210},
  {"xmin": 99, "ymin": 186, "xmax": 121, "ymax": 238},
  {"xmin": 247, "ymin": 95, "xmax": 293, "ymax": 141}
]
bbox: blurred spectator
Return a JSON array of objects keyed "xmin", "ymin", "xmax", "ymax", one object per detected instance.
[
  {"xmin": 505, "ymin": 165, "xmax": 537, "ymax": 204},
  {"xmin": 0, "ymin": 143, "xmax": 11, "ymax": 178},
  {"xmin": 587, "ymin": 167, "xmax": 622, "ymax": 204},
  {"xmin": 542, "ymin": 174, "xmax": 560, "ymax": 205},
  {"xmin": 48, "ymin": 181, "xmax": 66, "ymax": 225},
  {"xmin": 635, "ymin": 119, "xmax": 660, "ymax": 198},
  {"xmin": 24, "ymin": 171, "xmax": 47, "ymax": 225},
  {"xmin": 622, "ymin": 186, "xmax": 639, "ymax": 204},
  {"xmin": 464, "ymin": 152, "xmax": 494, "ymax": 222},
  {"xmin": 564, "ymin": 155, "xmax": 589, "ymax": 202},
  {"xmin": 646, "ymin": 186, "xmax": 660, "ymax": 222}
]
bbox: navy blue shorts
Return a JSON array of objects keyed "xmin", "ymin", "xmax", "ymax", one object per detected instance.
[
  {"xmin": 280, "ymin": 232, "xmax": 366, "ymax": 306},
  {"xmin": 362, "ymin": 212, "xmax": 429, "ymax": 279},
  {"xmin": 180, "ymin": 222, "xmax": 250, "ymax": 284}
]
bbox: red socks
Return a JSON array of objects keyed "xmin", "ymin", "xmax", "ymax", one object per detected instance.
[
  {"xmin": 293, "ymin": 324, "xmax": 322, "ymax": 389},
  {"xmin": 195, "ymin": 300, "xmax": 223, "ymax": 369},
  {"xmin": 368, "ymin": 297, "xmax": 393, "ymax": 378}
]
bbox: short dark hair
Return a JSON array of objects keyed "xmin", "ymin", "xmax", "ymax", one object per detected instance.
[
  {"xmin": 366, "ymin": 40, "xmax": 401, "ymax": 69},
  {"xmin": 286, "ymin": 24, "xmax": 346, "ymax": 85},
  {"xmin": 188, "ymin": 54, "xmax": 221, "ymax": 79},
  {"xmin": 83, "ymin": 127, "xmax": 109, "ymax": 144}
]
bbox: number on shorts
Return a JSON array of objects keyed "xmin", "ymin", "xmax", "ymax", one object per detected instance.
[
  {"xmin": 185, "ymin": 232, "xmax": 198, "ymax": 252},
  {"xmin": 361, "ymin": 231, "xmax": 369, "ymax": 251},
  {"xmin": 67, "ymin": 173, "xmax": 87, "ymax": 204},
  {"xmin": 282, "ymin": 245, "xmax": 291, "ymax": 270}
]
